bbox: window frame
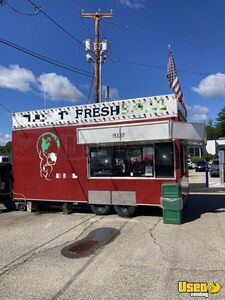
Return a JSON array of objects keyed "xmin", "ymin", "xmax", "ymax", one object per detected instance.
[
  {"xmin": 87, "ymin": 142, "xmax": 176, "ymax": 179},
  {"xmin": 154, "ymin": 142, "xmax": 175, "ymax": 178},
  {"xmin": 180, "ymin": 143, "xmax": 188, "ymax": 177}
]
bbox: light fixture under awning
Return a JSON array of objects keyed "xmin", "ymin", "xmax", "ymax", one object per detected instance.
[{"xmin": 77, "ymin": 120, "xmax": 206, "ymax": 145}]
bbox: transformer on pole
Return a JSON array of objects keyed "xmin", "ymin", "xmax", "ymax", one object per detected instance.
[{"xmin": 81, "ymin": 11, "xmax": 113, "ymax": 103}]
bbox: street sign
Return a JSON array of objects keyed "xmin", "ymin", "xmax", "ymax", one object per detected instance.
[
  {"xmin": 218, "ymin": 150, "xmax": 225, "ymax": 184},
  {"xmin": 219, "ymin": 150, "xmax": 225, "ymax": 164}
]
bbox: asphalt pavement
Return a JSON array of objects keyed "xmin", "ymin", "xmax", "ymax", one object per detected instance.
[
  {"xmin": 189, "ymin": 169, "xmax": 225, "ymax": 193},
  {"xmin": 0, "ymin": 191, "xmax": 225, "ymax": 300}
]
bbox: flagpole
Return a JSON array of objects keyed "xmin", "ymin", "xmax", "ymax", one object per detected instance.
[
  {"xmin": 167, "ymin": 45, "xmax": 187, "ymax": 117},
  {"xmin": 167, "ymin": 45, "xmax": 183, "ymax": 102}
]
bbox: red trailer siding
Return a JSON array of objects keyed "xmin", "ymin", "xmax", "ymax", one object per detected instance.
[
  {"xmin": 13, "ymin": 123, "xmax": 178, "ymax": 205},
  {"xmin": 12, "ymin": 94, "xmax": 195, "ymax": 211}
]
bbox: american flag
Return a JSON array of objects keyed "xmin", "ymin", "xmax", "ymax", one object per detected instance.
[{"xmin": 167, "ymin": 47, "xmax": 183, "ymax": 103}]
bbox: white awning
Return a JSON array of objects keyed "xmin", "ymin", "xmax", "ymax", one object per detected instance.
[
  {"xmin": 171, "ymin": 121, "xmax": 206, "ymax": 144},
  {"xmin": 77, "ymin": 120, "xmax": 206, "ymax": 145}
]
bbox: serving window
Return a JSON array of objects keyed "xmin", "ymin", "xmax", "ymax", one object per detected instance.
[
  {"xmin": 155, "ymin": 142, "xmax": 174, "ymax": 178},
  {"xmin": 90, "ymin": 147, "xmax": 113, "ymax": 176},
  {"xmin": 89, "ymin": 142, "xmax": 174, "ymax": 178}
]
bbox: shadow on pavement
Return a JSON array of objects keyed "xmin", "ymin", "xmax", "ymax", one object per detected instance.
[
  {"xmin": 4, "ymin": 195, "xmax": 223, "ymax": 224},
  {"xmin": 33, "ymin": 202, "xmax": 92, "ymax": 215},
  {"xmin": 136, "ymin": 206, "xmax": 162, "ymax": 217},
  {"xmin": 35, "ymin": 204, "xmax": 162, "ymax": 218},
  {"xmin": 183, "ymin": 194, "xmax": 225, "ymax": 223}
]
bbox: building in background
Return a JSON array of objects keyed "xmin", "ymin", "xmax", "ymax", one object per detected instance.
[
  {"xmin": 206, "ymin": 139, "xmax": 225, "ymax": 156},
  {"xmin": 188, "ymin": 138, "xmax": 225, "ymax": 159}
]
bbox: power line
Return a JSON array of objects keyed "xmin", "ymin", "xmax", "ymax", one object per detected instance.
[
  {"xmin": 0, "ymin": 103, "xmax": 11, "ymax": 114},
  {"xmin": 1, "ymin": 2, "xmax": 210, "ymax": 79},
  {"xmin": 3, "ymin": 0, "xmax": 41, "ymax": 16},
  {"xmin": 111, "ymin": 58, "xmax": 211, "ymax": 77},
  {"xmin": 106, "ymin": 19, "xmax": 225, "ymax": 50},
  {"xmin": 64, "ymin": 0, "xmax": 91, "ymax": 36},
  {"xmin": 25, "ymin": 0, "xmax": 95, "ymax": 55},
  {"xmin": 0, "ymin": 103, "xmax": 28, "ymax": 137},
  {"xmin": 0, "ymin": 36, "xmax": 93, "ymax": 77},
  {"xmin": 3, "ymin": 0, "xmax": 90, "ymax": 52}
]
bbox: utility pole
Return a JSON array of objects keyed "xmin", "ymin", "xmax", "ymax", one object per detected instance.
[{"xmin": 81, "ymin": 11, "xmax": 113, "ymax": 103}]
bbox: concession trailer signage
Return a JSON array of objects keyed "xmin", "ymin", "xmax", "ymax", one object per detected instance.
[
  {"xmin": 12, "ymin": 93, "xmax": 204, "ymax": 216},
  {"xmin": 12, "ymin": 94, "xmax": 186, "ymax": 130}
]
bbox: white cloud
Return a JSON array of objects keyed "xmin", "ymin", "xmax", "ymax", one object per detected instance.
[
  {"xmin": 192, "ymin": 105, "xmax": 209, "ymax": 114},
  {"xmin": 185, "ymin": 105, "xmax": 192, "ymax": 112},
  {"xmin": 0, "ymin": 133, "xmax": 11, "ymax": 146},
  {"xmin": 118, "ymin": 0, "xmax": 146, "ymax": 9},
  {"xmin": 192, "ymin": 114, "xmax": 209, "ymax": 122},
  {"xmin": 192, "ymin": 73, "xmax": 225, "ymax": 97},
  {"xmin": 190, "ymin": 105, "xmax": 209, "ymax": 123},
  {"xmin": 0, "ymin": 64, "xmax": 86, "ymax": 103},
  {"xmin": 38, "ymin": 73, "xmax": 84, "ymax": 102},
  {"xmin": 0, "ymin": 64, "xmax": 36, "ymax": 92}
]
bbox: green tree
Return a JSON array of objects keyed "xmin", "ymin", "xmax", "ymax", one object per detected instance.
[
  {"xmin": 0, "ymin": 141, "xmax": 12, "ymax": 154},
  {"xmin": 215, "ymin": 107, "xmax": 225, "ymax": 138},
  {"xmin": 205, "ymin": 119, "xmax": 217, "ymax": 140},
  {"xmin": 5, "ymin": 141, "xmax": 12, "ymax": 153}
]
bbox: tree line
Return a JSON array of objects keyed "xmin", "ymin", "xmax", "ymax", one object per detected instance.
[
  {"xmin": 206, "ymin": 107, "xmax": 225, "ymax": 140},
  {"xmin": 0, "ymin": 141, "xmax": 12, "ymax": 154}
]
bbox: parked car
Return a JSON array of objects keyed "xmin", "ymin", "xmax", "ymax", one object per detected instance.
[
  {"xmin": 188, "ymin": 159, "xmax": 195, "ymax": 169},
  {"xmin": 195, "ymin": 159, "xmax": 208, "ymax": 172},
  {"xmin": 210, "ymin": 159, "xmax": 219, "ymax": 177}
]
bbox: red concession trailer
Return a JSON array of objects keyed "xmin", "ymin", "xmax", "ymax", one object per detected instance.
[{"xmin": 12, "ymin": 94, "xmax": 205, "ymax": 216}]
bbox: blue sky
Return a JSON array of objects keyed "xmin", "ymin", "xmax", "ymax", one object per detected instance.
[{"xmin": 0, "ymin": 0, "xmax": 225, "ymax": 145}]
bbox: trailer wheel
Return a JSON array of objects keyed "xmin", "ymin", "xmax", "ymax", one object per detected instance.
[
  {"xmin": 90, "ymin": 204, "xmax": 111, "ymax": 215},
  {"xmin": 114, "ymin": 205, "xmax": 136, "ymax": 218},
  {"xmin": 18, "ymin": 203, "xmax": 27, "ymax": 212}
]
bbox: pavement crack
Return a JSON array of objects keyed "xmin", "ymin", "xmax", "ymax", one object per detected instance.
[
  {"xmin": 48, "ymin": 216, "xmax": 104, "ymax": 252},
  {"xmin": 149, "ymin": 217, "xmax": 162, "ymax": 249},
  {"xmin": 0, "ymin": 215, "xmax": 96, "ymax": 277},
  {"xmin": 0, "ymin": 253, "xmax": 36, "ymax": 278},
  {"xmin": 51, "ymin": 220, "xmax": 128, "ymax": 300}
]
